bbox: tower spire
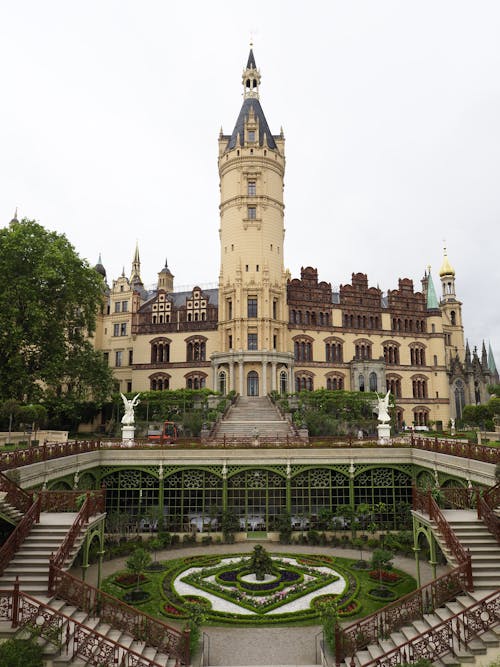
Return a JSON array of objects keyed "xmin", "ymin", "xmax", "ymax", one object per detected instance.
[
  {"xmin": 242, "ymin": 46, "xmax": 260, "ymax": 99},
  {"xmin": 130, "ymin": 241, "xmax": 142, "ymax": 284}
]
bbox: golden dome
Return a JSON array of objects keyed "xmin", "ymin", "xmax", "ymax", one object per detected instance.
[{"xmin": 439, "ymin": 248, "xmax": 455, "ymax": 277}]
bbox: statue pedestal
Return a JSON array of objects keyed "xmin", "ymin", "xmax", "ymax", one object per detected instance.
[
  {"xmin": 377, "ymin": 423, "xmax": 391, "ymax": 445},
  {"xmin": 121, "ymin": 425, "xmax": 135, "ymax": 447}
]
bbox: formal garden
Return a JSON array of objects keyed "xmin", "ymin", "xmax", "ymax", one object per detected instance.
[{"xmin": 101, "ymin": 544, "xmax": 417, "ymax": 633}]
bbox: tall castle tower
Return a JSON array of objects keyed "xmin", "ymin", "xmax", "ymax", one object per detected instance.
[{"xmin": 211, "ymin": 49, "xmax": 294, "ymax": 396}]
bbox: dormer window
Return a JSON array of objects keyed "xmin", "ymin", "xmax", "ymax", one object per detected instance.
[{"xmin": 248, "ymin": 130, "xmax": 255, "ymax": 143}]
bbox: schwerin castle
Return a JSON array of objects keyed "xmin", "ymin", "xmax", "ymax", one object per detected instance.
[{"xmin": 92, "ymin": 49, "xmax": 498, "ymax": 431}]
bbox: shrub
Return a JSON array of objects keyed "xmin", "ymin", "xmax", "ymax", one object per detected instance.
[{"xmin": 0, "ymin": 637, "xmax": 43, "ymax": 667}]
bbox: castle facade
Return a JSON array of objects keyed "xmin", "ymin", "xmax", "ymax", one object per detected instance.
[{"xmin": 93, "ymin": 50, "xmax": 497, "ymax": 430}]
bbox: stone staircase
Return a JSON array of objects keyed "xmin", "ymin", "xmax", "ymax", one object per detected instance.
[
  {"xmin": 441, "ymin": 510, "xmax": 500, "ymax": 590},
  {"xmin": 212, "ymin": 396, "xmax": 295, "ymax": 439},
  {"xmin": 0, "ymin": 512, "xmax": 81, "ymax": 596},
  {"xmin": 0, "ymin": 492, "xmax": 24, "ymax": 525},
  {"xmin": 339, "ymin": 510, "xmax": 500, "ymax": 666},
  {"xmin": 0, "ymin": 511, "xmax": 185, "ymax": 666}
]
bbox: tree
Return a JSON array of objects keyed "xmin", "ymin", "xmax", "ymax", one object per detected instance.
[
  {"xmin": 249, "ymin": 544, "xmax": 273, "ymax": 580},
  {"xmin": 221, "ymin": 508, "xmax": 240, "ymax": 543},
  {"xmin": 0, "ymin": 218, "xmax": 113, "ymax": 403},
  {"xmin": 126, "ymin": 547, "xmax": 151, "ymax": 595}
]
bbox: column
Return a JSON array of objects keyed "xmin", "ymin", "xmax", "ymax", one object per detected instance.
[
  {"xmin": 212, "ymin": 364, "xmax": 217, "ymax": 391},
  {"xmin": 271, "ymin": 362, "xmax": 277, "ymax": 392},
  {"xmin": 230, "ymin": 361, "xmax": 235, "ymax": 392},
  {"xmin": 238, "ymin": 361, "xmax": 244, "ymax": 396},
  {"xmin": 262, "ymin": 360, "xmax": 267, "ymax": 395}
]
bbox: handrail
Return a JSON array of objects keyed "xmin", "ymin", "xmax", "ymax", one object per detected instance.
[
  {"xmin": 477, "ymin": 481, "xmax": 500, "ymax": 542},
  {"xmin": 0, "ymin": 496, "xmax": 41, "ymax": 576},
  {"xmin": 413, "ymin": 486, "xmax": 473, "ymax": 589},
  {"xmin": 411, "ymin": 434, "xmax": 500, "ymax": 464},
  {"xmin": 48, "ymin": 490, "xmax": 106, "ymax": 595},
  {"xmin": 0, "ymin": 440, "xmax": 101, "ymax": 472},
  {"xmin": 1, "ymin": 586, "xmax": 169, "ymax": 667},
  {"xmin": 355, "ymin": 588, "xmax": 500, "ymax": 667},
  {"xmin": 336, "ymin": 562, "xmax": 471, "ymax": 663},
  {"xmin": 0, "ymin": 471, "xmax": 33, "ymax": 513},
  {"xmin": 50, "ymin": 566, "xmax": 190, "ymax": 665}
]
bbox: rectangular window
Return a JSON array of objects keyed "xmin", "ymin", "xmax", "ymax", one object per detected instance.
[
  {"xmin": 247, "ymin": 297, "xmax": 257, "ymax": 318},
  {"xmin": 113, "ymin": 323, "xmax": 119, "ymax": 337},
  {"xmin": 273, "ymin": 300, "xmax": 277, "ymax": 319},
  {"xmin": 273, "ymin": 335, "xmax": 277, "ymax": 350},
  {"xmin": 228, "ymin": 334, "xmax": 233, "ymax": 349},
  {"xmin": 122, "ymin": 301, "xmax": 128, "ymax": 312},
  {"xmin": 256, "ymin": 265, "xmax": 259, "ymax": 272},
  {"xmin": 248, "ymin": 130, "xmax": 255, "ymax": 143},
  {"xmin": 227, "ymin": 300, "xmax": 233, "ymax": 319},
  {"xmin": 128, "ymin": 350, "xmax": 133, "ymax": 365},
  {"xmin": 120, "ymin": 323, "xmax": 127, "ymax": 336},
  {"xmin": 115, "ymin": 351, "xmax": 122, "ymax": 367},
  {"xmin": 127, "ymin": 381, "xmax": 132, "ymax": 393},
  {"xmin": 248, "ymin": 333, "xmax": 258, "ymax": 350},
  {"xmin": 247, "ymin": 206, "xmax": 257, "ymax": 220},
  {"xmin": 114, "ymin": 302, "xmax": 121, "ymax": 313},
  {"xmin": 248, "ymin": 180, "xmax": 256, "ymax": 196},
  {"xmin": 103, "ymin": 352, "xmax": 109, "ymax": 365}
]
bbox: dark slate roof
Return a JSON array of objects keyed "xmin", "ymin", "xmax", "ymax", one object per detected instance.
[
  {"xmin": 247, "ymin": 48, "xmax": 256, "ymax": 69},
  {"xmin": 225, "ymin": 98, "xmax": 277, "ymax": 152}
]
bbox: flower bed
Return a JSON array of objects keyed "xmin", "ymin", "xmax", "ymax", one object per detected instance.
[
  {"xmin": 113, "ymin": 573, "xmax": 149, "ymax": 589},
  {"xmin": 369, "ymin": 570, "xmax": 402, "ymax": 584}
]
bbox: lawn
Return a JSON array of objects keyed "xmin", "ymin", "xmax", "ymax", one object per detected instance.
[{"xmin": 100, "ymin": 551, "xmax": 417, "ymax": 627}]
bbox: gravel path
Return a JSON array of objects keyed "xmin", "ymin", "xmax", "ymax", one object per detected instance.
[{"xmin": 73, "ymin": 541, "xmax": 448, "ymax": 666}]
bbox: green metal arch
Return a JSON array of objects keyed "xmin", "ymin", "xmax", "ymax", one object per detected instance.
[
  {"xmin": 289, "ymin": 465, "xmax": 350, "ymax": 481},
  {"xmin": 226, "ymin": 466, "xmax": 288, "ymax": 481}
]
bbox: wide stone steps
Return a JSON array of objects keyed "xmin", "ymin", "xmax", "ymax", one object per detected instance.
[
  {"xmin": 0, "ymin": 494, "xmax": 24, "ymax": 524},
  {"xmin": 0, "ymin": 513, "xmax": 80, "ymax": 595},
  {"xmin": 212, "ymin": 396, "xmax": 296, "ymax": 439},
  {"xmin": 342, "ymin": 510, "xmax": 500, "ymax": 666}
]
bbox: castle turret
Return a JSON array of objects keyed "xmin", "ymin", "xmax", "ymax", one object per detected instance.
[{"xmin": 212, "ymin": 48, "xmax": 293, "ymax": 396}]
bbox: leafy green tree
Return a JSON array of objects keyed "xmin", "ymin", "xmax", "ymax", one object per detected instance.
[
  {"xmin": 278, "ymin": 510, "xmax": 292, "ymax": 544},
  {"xmin": 462, "ymin": 404, "xmax": 495, "ymax": 431},
  {"xmin": 126, "ymin": 547, "xmax": 151, "ymax": 593},
  {"xmin": 0, "ymin": 218, "xmax": 113, "ymax": 403}
]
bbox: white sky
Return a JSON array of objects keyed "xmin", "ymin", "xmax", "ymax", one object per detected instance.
[{"xmin": 1, "ymin": 1, "xmax": 499, "ymax": 367}]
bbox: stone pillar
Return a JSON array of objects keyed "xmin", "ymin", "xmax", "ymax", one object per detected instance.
[
  {"xmin": 271, "ymin": 362, "xmax": 277, "ymax": 392},
  {"xmin": 121, "ymin": 424, "xmax": 135, "ymax": 447},
  {"xmin": 238, "ymin": 361, "xmax": 244, "ymax": 396},
  {"xmin": 230, "ymin": 361, "xmax": 235, "ymax": 391},
  {"xmin": 212, "ymin": 364, "xmax": 217, "ymax": 391},
  {"xmin": 262, "ymin": 360, "xmax": 267, "ymax": 395}
]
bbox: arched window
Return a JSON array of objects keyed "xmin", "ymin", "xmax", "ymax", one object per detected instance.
[
  {"xmin": 293, "ymin": 336, "xmax": 314, "ymax": 361},
  {"xmin": 354, "ymin": 340, "xmax": 372, "ymax": 360},
  {"xmin": 150, "ymin": 338, "xmax": 171, "ymax": 363},
  {"xmin": 325, "ymin": 338, "xmax": 343, "ymax": 363},
  {"xmin": 386, "ymin": 375, "xmax": 402, "ymax": 398},
  {"xmin": 295, "ymin": 372, "xmax": 314, "ymax": 392},
  {"xmin": 326, "ymin": 374, "xmax": 344, "ymax": 390},
  {"xmin": 410, "ymin": 345, "xmax": 426, "ymax": 366},
  {"xmin": 186, "ymin": 337, "xmax": 207, "ymax": 362},
  {"xmin": 149, "ymin": 373, "xmax": 171, "ymax": 391},
  {"xmin": 185, "ymin": 372, "xmax": 207, "ymax": 389},
  {"xmin": 412, "ymin": 376, "xmax": 428, "ymax": 399},
  {"xmin": 383, "ymin": 342, "xmax": 400, "ymax": 365},
  {"xmin": 454, "ymin": 380, "xmax": 465, "ymax": 419},
  {"xmin": 369, "ymin": 372, "xmax": 378, "ymax": 392},
  {"xmin": 450, "ymin": 311, "xmax": 456, "ymax": 325},
  {"xmin": 279, "ymin": 370, "xmax": 288, "ymax": 395},
  {"xmin": 218, "ymin": 370, "xmax": 227, "ymax": 395},
  {"xmin": 359, "ymin": 374, "xmax": 365, "ymax": 392}
]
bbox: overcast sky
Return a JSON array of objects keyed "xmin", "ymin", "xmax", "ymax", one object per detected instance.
[{"xmin": 1, "ymin": 1, "xmax": 499, "ymax": 366}]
